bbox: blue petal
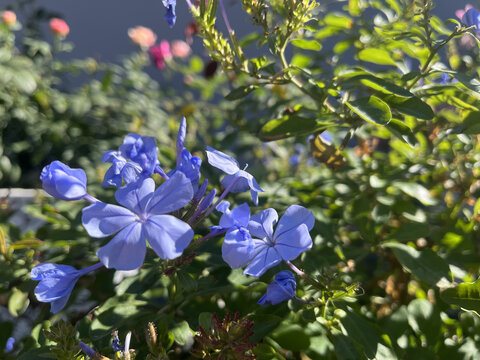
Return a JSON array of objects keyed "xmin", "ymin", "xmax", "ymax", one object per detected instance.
[
  {"xmin": 165, "ymin": 4, "xmax": 176, "ymax": 28},
  {"xmin": 221, "ymin": 173, "xmax": 248, "ymax": 193},
  {"xmin": 50, "ymin": 295, "xmax": 71, "ymax": 314},
  {"xmin": 34, "ymin": 275, "xmax": 78, "ymax": 302},
  {"xmin": 198, "ymin": 189, "xmax": 216, "ymax": 212},
  {"xmin": 121, "ymin": 162, "xmax": 143, "ymax": 184},
  {"xmin": 274, "ymin": 224, "xmax": 312, "ymax": 261},
  {"xmin": 31, "ymin": 263, "xmax": 77, "ymax": 281},
  {"xmin": 115, "ymin": 178, "xmax": 155, "ymax": 215},
  {"xmin": 243, "ymin": 243, "xmax": 281, "ymax": 277},
  {"xmin": 176, "ymin": 117, "xmax": 187, "ymax": 163},
  {"xmin": 258, "ymin": 270, "xmax": 296, "ymax": 306},
  {"xmin": 274, "ymin": 205, "xmax": 314, "ymax": 240},
  {"xmin": 463, "ymin": 8, "xmax": 480, "ymax": 31},
  {"xmin": 144, "ymin": 215, "xmax": 193, "ymax": 259},
  {"xmin": 82, "ymin": 203, "xmax": 136, "ymax": 238},
  {"xmin": 220, "ymin": 203, "xmax": 250, "ymax": 229},
  {"xmin": 102, "ymin": 165, "xmax": 123, "ymax": 188},
  {"xmin": 41, "ymin": 161, "xmax": 87, "ymax": 201},
  {"xmin": 146, "ymin": 172, "xmax": 194, "ymax": 215},
  {"xmin": 248, "ymin": 208, "xmax": 278, "ymax": 241},
  {"xmin": 97, "ymin": 222, "xmax": 146, "ymax": 270},
  {"xmin": 206, "ymin": 146, "xmax": 240, "ymax": 175},
  {"xmin": 222, "ymin": 227, "xmax": 254, "ymax": 269},
  {"xmin": 216, "ymin": 201, "xmax": 230, "ymax": 213}
]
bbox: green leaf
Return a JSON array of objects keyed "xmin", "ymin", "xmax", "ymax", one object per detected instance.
[
  {"xmin": 345, "ymin": 75, "xmax": 413, "ymax": 97},
  {"xmin": 250, "ymin": 314, "xmax": 282, "ymax": 342},
  {"xmin": 441, "ymin": 279, "xmax": 480, "ymax": 313},
  {"xmin": 383, "ymin": 95, "xmax": 434, "ymax": 120},
  {"xmin": 171, "ymin": 321, "xmax": 193, "ymax": 346},
  {"xmin": 8, "ymin": 287, "xmax": 29, "ymax": 317},
  {"xmin": 357, "ymin": 48, "xmax": 396, "ymax": 66},
  {"xmin": 272, "ymin": 324, "xmax": 310, "ymax": 351},
  {"xmin": 393, "ymin": 182, "xmax": 437, "ymax": 206},
  {"xmin": 407, "ymin": 299, "xmax": 442, "ymax": 346},
  {"xmin": 346, "ymin": 96, "xmax": 392, "ymax": 125},
  {"xmin": 259, "ymin": 114, "xmax": 334, "ymax": 141},
  {"xmin": 386, "ymin": 119, "xmax": 417, "ymax": 148},
  {"xmin": 291, "ymin": 39, "xmax": 322, "ymax": 51},
  {"xmin": 461, "ymin": 112, "xmax": 480, "ymax": 134},
  {"xmin": 224, "ymin": 85, "xmax": 258, "ymax": 100},
  {"xmin": 388, "ymin": 222, "xmax": 429, "ymax": 242},
  {"xmin": 12, "ymin": 69, "xmax": 37, "ymax": 94},
  {"xmin": 334, "ymin": 334, "xmax": 362, "ymax": 360},
  {"xmin": 383, "ymin": 242, "xmax": 451, "ymax": 287},
  {"xmin": 9, "ymin": 238, "xmax": 44, "ymax": 250},
  {"xmin": 337, "ymin": 308, "xmax": 385, "ymax": 359}
]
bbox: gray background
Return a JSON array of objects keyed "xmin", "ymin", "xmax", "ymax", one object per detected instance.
[{"xmin": 1, "ymin": 0, "xmax": 476, "ymax": 62}]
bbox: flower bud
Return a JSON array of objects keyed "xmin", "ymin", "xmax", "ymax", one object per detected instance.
[
  {"xmin": 171, "ymin": 40, "xmax": 191, "ymax": 58},
  {"xmin": 49, "ymin": 18, "xmax": 69, "ymax": 37},
  {"xmin": 2, "ymin": 11, "xmax": 16, "ymax": 26},
  {"xmin": 258, "ymin": 271, "xmax": 296, "ymax": 306},
  {"xmin": 149, "ymin": 40, "xmax": 172, "ymax": 70},
  {"xmin": 128, "ymin": 26, "xmax": 157, "ymax": 48},
  {"xmin": 40, "ymin": 161, "xmax": 87, "ymax": 201},
  {"xmin": 463, "ymin": 8, "xmax": 480, "ymax": 33}
]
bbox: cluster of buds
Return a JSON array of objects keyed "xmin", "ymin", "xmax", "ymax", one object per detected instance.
[{"xmin": 191, "ymin": 312, "xmax": 256, "ymax": 359}]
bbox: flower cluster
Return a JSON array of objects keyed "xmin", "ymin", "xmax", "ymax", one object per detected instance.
[
  {"xmin": 127, "ymin": 26, "xmax": 191, "ymax": 70},
  {"xmin": 32, "ymin": 117, "xmax": 314, "ymax": 312}
]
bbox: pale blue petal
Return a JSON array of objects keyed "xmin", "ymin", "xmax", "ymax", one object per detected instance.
[
  {"xmin": 97, "ymin": 222, "xmax": 146, "ymax": 270},
  {"xmin": 31, "ymin": 263, "xmax": 77, "ymax": 281},
  {"xmin": 243, "ymin": 245, "xmax": 281, "ymax": 277},
  {"xmin": 251, "ymin": 189, "xmax": 259, "ymax": 206},
  {"xmin": 222, "ymin": 227, "xmax": 254, "ymax": 269},
  {"xmin": 220, "ymin": 203, "xmax": 250, "ymax": 229},
  {"xmin": 50, "ymin": 295, "xmax": 71, "ymax": 314},
  {"xmin": 34, "ymin": 275, "xmax": 77, "ymax": 302},
  {"xmin": 221, "ymin": 174, "xmax": 249, "ymax": 193},
  {"xmin": 176, "ymin": 117, "xmax": 187, "ymax": 160},
  {"xmin": 274, "ymin": 205, "xmax": 315, "ymax": 240},
  {"xmin": 144, "ymin": 215, "xmax": 193, "ymax": 259},
  {"xmin": 206, "ymin": 146, "xmax": 239, "ymax": 175},
  {"xmin": 248, "ymin": 208, "xmax": 278, "ymax": 241},
  {"xmin": 146, "ymin": 172, "xmax": 194, "ymax": 215},
  {"xmin": 82, "ymin": 203, "xmax": 136, "ymax": 238},
  {"xmin": 115, "ymin": 178, "xmax": 155, "ymax": 215},
  {"xmin": 121, "ymin": 162, "xmax": 143, "ymax": 184},
  {"xmin": 216, "ymin": 201, "xmax": 230, "ymax": 213},
  {"xmin": 274, "ymin": 223, "xmax": 312, "ymax": 261}
]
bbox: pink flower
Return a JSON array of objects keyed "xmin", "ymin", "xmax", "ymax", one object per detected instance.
[
  {"xmin": 456, "ymin": 4, "xmax": 474, "ymax": 20},
  {"xmin": 2, "ymin": 11, "xmax": 16, "ymax": 26},
  {"xmin": 149, "ymin": 41, "xmax": 172, "ymax": 70},
  {"xmin": 128, "ymin": 26, "xmax": 157, "ymax": 48},
  {"xmin": 49, "ymin": 18, "xmax": 69, "ymax": 37},
  {"xmin": 171, "ymin": 40, "xmax": 191, "ymax": 58}
]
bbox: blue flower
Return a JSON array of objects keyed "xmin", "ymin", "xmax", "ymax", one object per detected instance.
[
  {"xmin": 212, "ymin": 202, "xmax": 254, "ymax": 269},
  {"xmin": 103, "ymin": 133, "xmax": 161, "ymax": 187},
  {"xmin": 233, "ymin": 205, "xmax": 314, "ymax": 277},
  {"xmin": 31, "ymin": 262, "xmax": 102, "ymax": 313},
  {"xmin": 102, "ymin": 151, "xmax": 142, "ymax": 187},
  {"xmin": 5, "ymin": 337, "xmax": 15, "ymax": 352},
  {"xmin": 258, "ymin": 271, "xmax": 296, "ymax": 306},
  {"xmin": 79, "ymin": 342, "xmax": 96, "ymax": 357},
  {"xmin": 163, "ymin": 0, "xmax": 176, "ymax": 28},
  {"xmin": 40, "ymin": 161, "xmax": 88, "ymax": 201},
  {"xmin": 206, "ymin": 146, "xmax": 263, "ymax": 205},
  {"xmin": 170, "ymin": 148, "xmax": 202, "ymax": 190},
  {"xmin": 169, "ymin": 118, "xmax": 202, "ymax": 189},
  {"xmin": 463, "ymin": 8, "xmax": 480, "ymax": 33},
  {"xmin": 82, "ymin": 172, "xmax": 194, "ymax": 270}
]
